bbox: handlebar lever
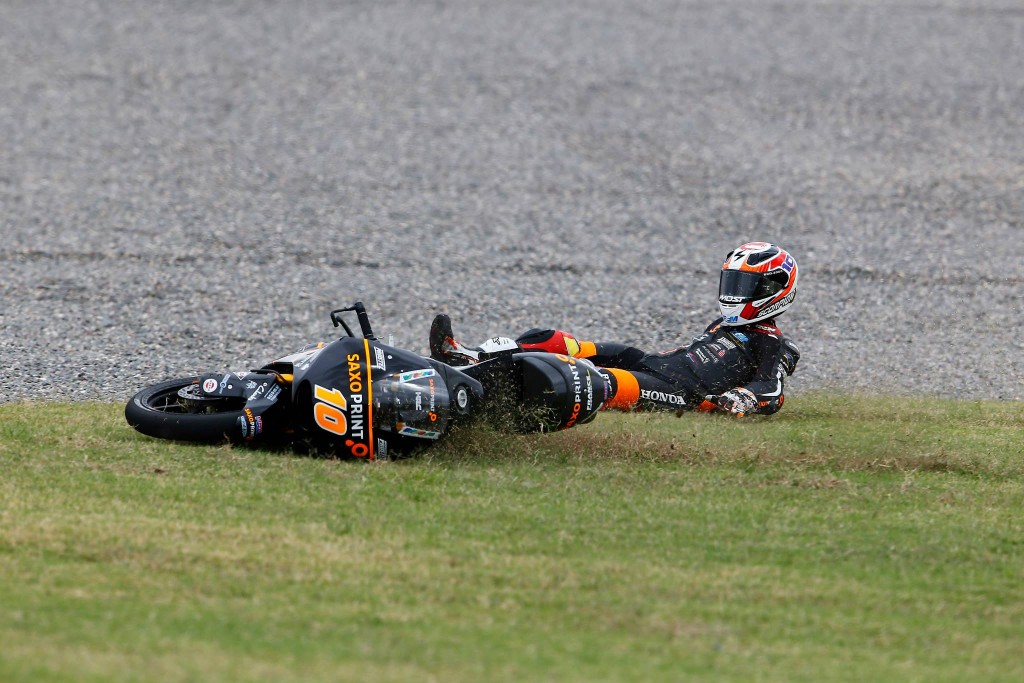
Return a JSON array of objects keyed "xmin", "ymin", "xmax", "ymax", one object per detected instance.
[{"xmin": 330, "ymin": 301, "xmax": 378, "ymax": 340}]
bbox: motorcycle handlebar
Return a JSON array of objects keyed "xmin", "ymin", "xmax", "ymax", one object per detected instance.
[{"xmin": 330, "ymin": 301, "xmax": 377, "ymax": 340}]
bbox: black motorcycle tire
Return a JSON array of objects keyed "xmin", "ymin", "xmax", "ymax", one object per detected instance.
[{"xmin": 125, "ymin": 377, "xmax": 247, "ymax": 443}]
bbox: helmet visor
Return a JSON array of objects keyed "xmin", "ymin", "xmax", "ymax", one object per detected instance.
[{"xmin": 720, "ymin": 270, "xmax": 785, "ymax": 303}]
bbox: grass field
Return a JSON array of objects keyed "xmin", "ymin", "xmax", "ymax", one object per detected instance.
[{"xmin": 1, "ymin": 396, "xmax": 1022, "ymax": 682}]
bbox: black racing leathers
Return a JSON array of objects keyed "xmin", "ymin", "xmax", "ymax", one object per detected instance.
[{"xmin": 517, "ymin": 318, "xmax": 800, "ymax": 415}]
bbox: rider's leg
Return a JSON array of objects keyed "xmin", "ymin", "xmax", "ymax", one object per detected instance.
[
  {"xmin": 429, "ymin": 314, "xmax": 518, "ymax": 366},
  {"xmin": 430, "ymin": 315, "xmax": 709, "ymax": 412},
  {"xmin": 431, "ymin": 317, "xmax": 647, "ymax": 369},
  {"xmin": 599, "ymin": 367, "xmax": 698, "ymax": 412},
  {"xmin": 517, "ymin": 329, "xmax": 647, "ymax": 369}
]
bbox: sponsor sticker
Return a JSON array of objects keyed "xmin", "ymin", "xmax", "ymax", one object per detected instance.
[
  {"xmin": 310, "ymin": 346, "xmax": 373, "ymax": 459},
  {"xmin": 758, "ymin": 291, "xmax": 795, "ymax": 318},
  {"xmin": 399, "ymin": 425, "xmax": 442, "ymax": 439},
  {"xmin": 399, "ymin": 369, "xmax": 436, "ymax": 383},
  {"xmin": 239, "ymin": 407, "xmax": 262, "ymax": 440},
  {"xmin": 248, "ymin": 383, "xmax": 266, "ymax": 401},
  {"xmin": 598, "ymin": 370, "xmax": 612, "ymax": 402},
  {"xmin": 640, "ymin": 389, "xmax": 687, "ymax": 406},
  {"xmin": 202, "ymin": 378, "xmax": 218, "ymax": 393},
  {"xmin": 554, "ymin": 354, "xmax": 585, "ymax": 428}
]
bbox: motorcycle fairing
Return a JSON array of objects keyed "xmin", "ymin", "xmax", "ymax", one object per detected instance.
[
  {"xmin": 371, "ymin": 368, "xmax": 451, "ymax": 440},
  {"xmin": 192, "ymin": 372, "xmax": 285, "ymax": 442},
  {"xmin": 289, "ymin": 337, "xmax": 482, "ymax": 459},
  {"xmin": 461, "ymin": 352, "xmax": 609, "ymax": 433},
  {"xmin": 292, "ymin": 337, "xmax": 376, "ymax": 459}
]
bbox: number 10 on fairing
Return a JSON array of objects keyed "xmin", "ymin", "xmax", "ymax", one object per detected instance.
[{"xmin": 313, "ymin": 384, "xmax": 348, "ymax": 435}]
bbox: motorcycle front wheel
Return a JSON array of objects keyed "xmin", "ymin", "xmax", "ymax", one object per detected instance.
[{"xmin": 125, "ymin": 377, "xmax": 248, "ymax": 443}]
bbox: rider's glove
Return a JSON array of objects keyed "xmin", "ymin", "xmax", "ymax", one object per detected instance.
[{"xmin": 716, "ymin": 388, "xmax": 758, "ymax": 417}]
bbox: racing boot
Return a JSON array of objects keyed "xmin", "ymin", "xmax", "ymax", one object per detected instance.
[{"xmin": 429, "ymin": 314, "xmax": 519, "ymax": 366}]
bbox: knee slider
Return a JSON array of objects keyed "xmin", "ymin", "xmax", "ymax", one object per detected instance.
[{"xmin": 517, "ymin": 329, "xmax": 581, "ymax": 356}]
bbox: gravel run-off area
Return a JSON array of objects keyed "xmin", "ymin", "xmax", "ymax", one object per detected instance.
[{"xmin": 2, "ymin": 1, "xmax": 1023, "ymax": 404}]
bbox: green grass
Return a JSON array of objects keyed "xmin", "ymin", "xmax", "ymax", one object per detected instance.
[{"xmin": 1, "ymin": 395, "xmax": 1022, "ymax": 682}]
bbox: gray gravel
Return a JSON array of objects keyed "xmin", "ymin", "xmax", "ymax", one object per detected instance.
[{"xmin": 2, "ymin": 0, "xmax": 1023, "ymax": 403}]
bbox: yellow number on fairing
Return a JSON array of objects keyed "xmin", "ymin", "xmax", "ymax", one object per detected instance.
[
  {"xmin": 313, "ymin": 384, "xmax": 348, "ymax": 435},
  {"xmin": 314, "ymin": 385, "xmax": 347, "ymax": 410}
]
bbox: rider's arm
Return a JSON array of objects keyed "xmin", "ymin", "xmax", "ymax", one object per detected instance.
[{"xmin": 719, "ymin": 334, "xmax": 800, "ymax": 416}]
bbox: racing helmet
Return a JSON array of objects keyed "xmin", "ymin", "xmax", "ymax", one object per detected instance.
[{"xmin": 718, "ymin": 242, "xmax": 798, "ymax": 326}]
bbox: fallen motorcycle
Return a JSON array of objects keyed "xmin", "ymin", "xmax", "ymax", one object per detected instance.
[{"xmin": 125, "ymin": 302, "xmax": 610, "ymax": 459}]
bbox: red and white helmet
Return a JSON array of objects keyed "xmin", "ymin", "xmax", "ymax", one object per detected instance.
[{"xmin": 718, "ymin": 242, "xmax": 798, "ymax": 326}]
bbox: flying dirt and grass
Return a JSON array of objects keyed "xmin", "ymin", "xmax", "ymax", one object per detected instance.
[{"xmin": 1, "ymin": 395, "xmax": 1022, "ymax": 682}]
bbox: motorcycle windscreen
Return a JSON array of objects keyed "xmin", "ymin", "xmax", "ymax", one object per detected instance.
[{"xmin": 372, "ymin": 369, "xmax": 451, "ymax": 439}]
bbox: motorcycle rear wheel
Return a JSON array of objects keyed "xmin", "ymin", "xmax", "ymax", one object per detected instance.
[{"xmin": 125, "ymin": 377, "xmax": 248, "ymax": 443}]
